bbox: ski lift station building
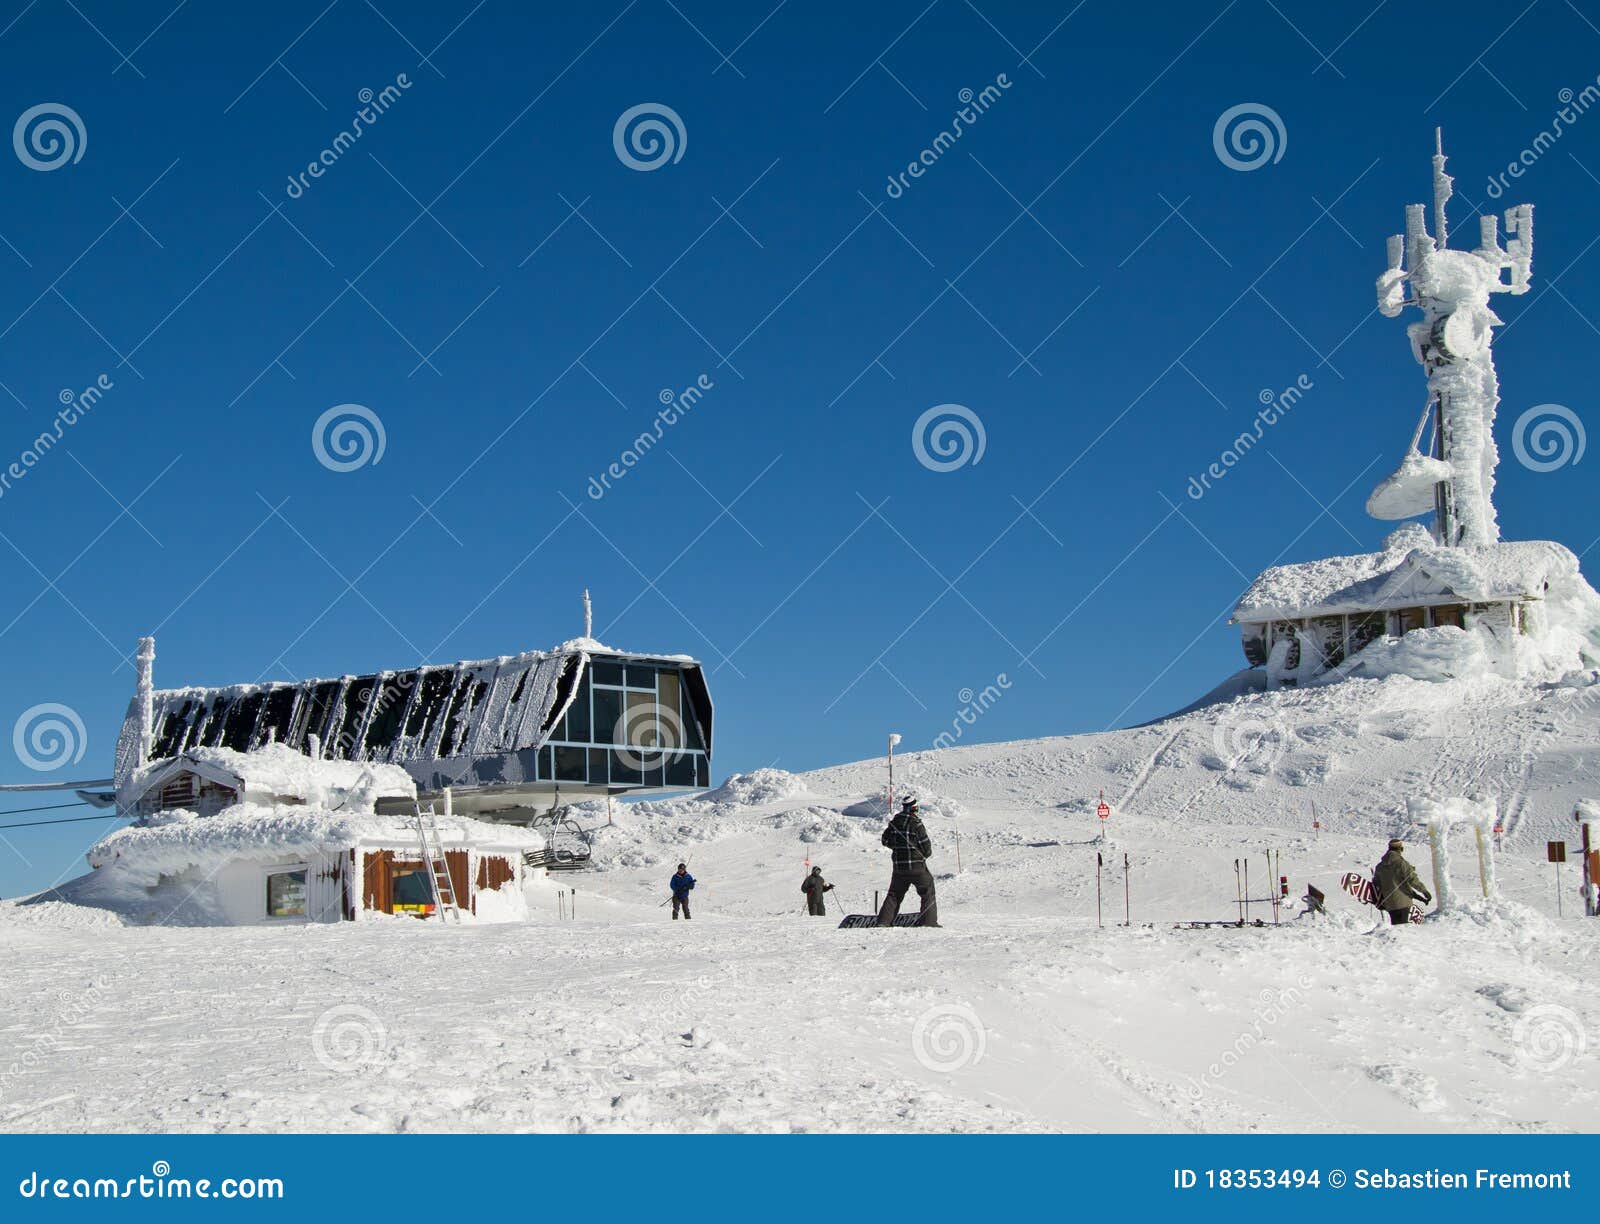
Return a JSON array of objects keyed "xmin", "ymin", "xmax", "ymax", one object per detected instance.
[{"xmin": 83, "ymin": 638, "xmax": 715, "ymax": 925}]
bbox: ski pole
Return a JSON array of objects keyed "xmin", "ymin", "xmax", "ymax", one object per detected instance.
[
  {"xmin": 1123, "ymin": 853, "xmax": 1130, "ymax": 926},
  {"xmin": 1096, "ymin": 851, "xmax": 1103, "ymax": 928},
  {"xmin": 1243, "ymin": 858, "xmax": 1250, "ymax": 923},
  {"xmin": 1234, "ymin": 859, "xmax": 1242, "ymax": 924}
]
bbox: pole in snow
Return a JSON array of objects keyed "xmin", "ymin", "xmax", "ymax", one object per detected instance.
[
  {"xmin": 1096, "ymin": 852, "xmax": 1103, "ymax": 928},
  {"xmin": 1122, "ymin": 853, "xmax": 1130, "ymax": 926},
  {"xmin": 1243, "ymin": 858, "xmax": 1250, "ymax": 923},
  {"xmin": 887, "ymin": 733, "xmax": 901, "ymax": 818},
  {"xmin": 1234, "ymin": 859, "xmax": 1242, "ymax": 924}
]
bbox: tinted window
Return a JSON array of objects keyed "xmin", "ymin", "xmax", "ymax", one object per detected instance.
[
  {"xmin": 695, "ymin": 756, "xmax": 709, "ymax": 788},
  {"xmin": 589, "ymin": 659, "xmax": 625, "ymax": 686},
  {"xmin": 610, "ymin": 749, "xmax": 643, "ymax": 787},
  {"xmin": 334, "ymin": 679, "xmax": 373, "ymax": 759},
  {"xmin": 406, "ymin": 670, "xmax": 454, "ymax": 739},
  {"xmin": 566, "ymin": 672, "xmax": 592, "ymax": 742},
  {"xmin": 666, "ymin": 752, "xmax": 697, "ymax": 788},
  {"xmin": 299, "ymin": 681, "xmax": 342, "ymax": 749},
  {"xmin": 592, "ymin": 688, "xmax": 623, "ymax": 746},
  {"xmin": 220, "ymin": 692, "xmax": 264, "ymax": 751},
  {"xmin": 555, "ymin": 745, "xmax": 587, "ymax": 782},
  {"xmin": 625, "ymin": 664, "xmax": 656, "ymax": 690},
  {"xmin": 588, "ymin": 749, "xmax": 608, "ymax": 786},
  {"xmin": 257, "ymin": 687, "xmax": 296, "ymax": 748}
]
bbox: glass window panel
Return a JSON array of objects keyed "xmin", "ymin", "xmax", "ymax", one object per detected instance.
[
  {"xmin": 363, "ymin": 672, "xmax": 416, "ymax": 755},
  {"xmin": 592, "ymin": 688, "xmax": 623, "ymax": 746},
  {"xmin": 567, "ymin": 672, "xmax": 592, "ymax": 742},
  {"xmin": 334, "ymin": 678, "xmax": 374, "ymax": 759},
  {"xmin": 589, "ymin": 659, "xmax": 625, "ymax": 687},
  {"xmin": 666, "ymin": 752, "xmax": 696, "ymax": 787},
  {"xmin": 257, "ymin": 687, "xmax": 297, "ymax": 749},
  {"xmin": 695, "ymin": 756, "xmax": 709, "ymax": 788},
  {"xmin": 405, "ymin": 671, "xmax": 453, "ymax": 738},
  {"xmin": 266, "ymin": 869, "xmax": 307, "ymax": 918},
  {"xmin": 221, "ymin": 692, "xmax": 264, "ymax": 751},
  {"xmin": 625, "ymin": 664, "xmax": 656, "ymax": 690},
  {"xmin": 555, "ymin": 745, "xmax": 587, "ymax": 782},
  {"xmin": 610, "ymin": 749, "xmax": 643, "ymax": 786},
  {"xmin": 624, "ymin": 691, "xmax": 657, "ymax": 746},
  {"xmin": 588, "ymin": 748, "xmax": 608, "ymax": 785}
]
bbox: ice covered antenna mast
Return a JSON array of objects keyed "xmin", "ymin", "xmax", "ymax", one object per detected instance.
[
  {"xmin": 1369, "ymin": 129, "xmax": 1532, "ymax": 548},
  {"xmin": 583, "ymin": 588, "xmax": 593, "ymax": 639}
]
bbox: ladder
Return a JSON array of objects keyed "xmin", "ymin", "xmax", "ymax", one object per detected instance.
[{"xmin": 411, "ymin": 805, "xmax": 461, "ymax": 923}]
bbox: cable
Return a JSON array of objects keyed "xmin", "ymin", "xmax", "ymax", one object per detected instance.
[
  {"xmin": 0, "ymin": 800, "xmax": 93, "ymax": 817},
  {"xmin": 0, "ymin": 810, "xmax": 128, "ymax": 832}
]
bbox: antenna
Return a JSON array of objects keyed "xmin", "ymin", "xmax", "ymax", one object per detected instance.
[
  {"xmin": 1431, "ymin": 126, "xmax": 1451, "ymax": 250},
  {"xmin": 135, "ymin": 636, "xmax": 156, "ymax": 770},
  {"xmin": 582, "ymin": 588, "xmax": 593, "ymax": 639}
]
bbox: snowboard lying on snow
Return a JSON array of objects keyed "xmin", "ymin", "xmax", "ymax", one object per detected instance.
[
  {"xmin": 838, "ymin": 914, "xmax": 924, "ymax": 928},
  {"xmin": 1340, "ymin": 872, "xmax": 1425, "ymax": 923}
]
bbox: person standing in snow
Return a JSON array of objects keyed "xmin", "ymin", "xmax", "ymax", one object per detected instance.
[
  {"xmin": 1373, "ymin": 838, "xmax": 1431, "ymax": 924},
  {"xmin": 669, "ymin": 863, "xmax": 696, "ymax": 920},
  {"xmin": 876, "ymin": 797, "xmax": 939, "ymax": 927},
  {"xmin": 800, "ymin": 866, "xmax": 834, "ymax": 916}
]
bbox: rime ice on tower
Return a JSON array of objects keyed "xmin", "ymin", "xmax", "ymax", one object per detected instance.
[
  {"xmin": 1229, "ymin": 134, "xmax": 1600, "ymax": 687},
  {"xmin": 1367, "ymin": 130, "xmax": 1533, "ymax": 548}
]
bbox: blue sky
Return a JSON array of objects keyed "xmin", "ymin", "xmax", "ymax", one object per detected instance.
[{"xmin": 2, "ymin": 0, "xmax": 1597, "ymax": 895}]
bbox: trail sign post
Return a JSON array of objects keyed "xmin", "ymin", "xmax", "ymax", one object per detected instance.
[{"xmin": 1549, "ymin": 841, "xmax": 1568, "ymax": 917}]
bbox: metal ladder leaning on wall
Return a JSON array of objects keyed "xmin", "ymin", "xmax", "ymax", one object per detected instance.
[{"xmin": 411, "ymin": 803, "xmax": 461, "ymax": 923}]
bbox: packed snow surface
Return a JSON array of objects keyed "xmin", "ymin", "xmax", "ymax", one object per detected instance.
[{"xmin": 3, "ymin": 670, "xmax": 1597, "ymax": 1133}]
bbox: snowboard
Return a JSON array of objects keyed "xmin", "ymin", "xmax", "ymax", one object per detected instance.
[
  {"xmin": 838, "ymin": 914, "xmax": 923, "ymax": 928},
  {"xmin": 1340, "ymin": 872, "xmax": 1424, "ymax": 923}
]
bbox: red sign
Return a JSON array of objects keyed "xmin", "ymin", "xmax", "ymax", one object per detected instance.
[{"xmin": 1096, "ymin": 802, "xmax": 1111, "ymax": 821}]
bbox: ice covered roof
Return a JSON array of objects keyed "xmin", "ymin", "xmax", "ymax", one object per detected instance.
[
  {"xmin": 1233, "ymin": 539, "xmax": 1578, "ymax": 622},
  {"xmin": 87, "ymin": 803, "xmax": 544, "ymax": 882},
  {"xmin": 126, "ymin": 743, "xmax": 416, "ymax": 807}
]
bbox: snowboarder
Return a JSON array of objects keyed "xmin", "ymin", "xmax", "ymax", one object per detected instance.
[
  {"xmin": 877, "ymin": 797, "xmax": 939, "ymax": 927},
  {"xmin": 800, "ymin": 866, "xmax": 835, "ymax": 916},
  {"xmin": 1373, "ymin": 838, "xmax": 1431, "ymax": 924},
  {"xmin": 669, "ymin": 863, "xmax": 695, "ymax": 920}
]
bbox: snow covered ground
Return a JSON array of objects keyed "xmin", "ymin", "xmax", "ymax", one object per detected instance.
[{"xmin": 2, "ymin": 670, "xmax": 1596, "ymax": 1133}]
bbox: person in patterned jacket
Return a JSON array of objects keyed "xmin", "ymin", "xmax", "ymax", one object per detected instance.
[{"xmin": 876, "ymin": 797, "xmax": 940, "ymax": 927}]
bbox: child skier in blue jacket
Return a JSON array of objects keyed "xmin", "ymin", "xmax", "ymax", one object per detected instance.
[{"xmin": 669, "ymin": 863, "xmax": 696, "ymax": 920}]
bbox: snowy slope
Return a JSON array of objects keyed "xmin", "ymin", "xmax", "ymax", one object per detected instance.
[{"xmin": 1, "ymin": 670, "xmax": 1596, "ymax": 1134}]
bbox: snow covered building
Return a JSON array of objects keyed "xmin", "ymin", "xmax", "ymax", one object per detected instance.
[
  {"xmin": 111, "ymin": 637, "xmax": 714, "ymax": 819},
  {"xmin": 1230, "ymin": 135, "xmax": 1600, "ymax": 686}
]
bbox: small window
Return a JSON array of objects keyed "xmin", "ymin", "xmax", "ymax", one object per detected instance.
[
  {"xmin": 266, "ymin": 869, "xmax": 307, "ymax": 918},
  {"xmin": 390, "ymin": 864, "xmax": 436, "ymax": 915},
  {"xmin": 592, "ymin": 687, "xmax": 623, "ymax": 745},
  {"xmin": 611, "ymin": 749, "xmax": 644, "ymax": 786},
  {"xmin": 624, "ymin": 664, "xmax": 656, "ymax": 690},
  {"xmin": 666, "ymin": 752, "xmax": 697, "ymax": 788},
  {"xmin": 589, "ymin": 659, "xmax": 625, "ymax": 687},
  {"xmin": 589, "ymin": 748, "xmax": 609, "ymax": 786},
  {"xmin": 555, "ymin": 745, "xmax": 588, "ymax": 782}
]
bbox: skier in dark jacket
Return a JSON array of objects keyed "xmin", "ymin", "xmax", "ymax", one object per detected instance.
[
  {"xmin": 1373, "ymin": 839, "xmax": 1431, "ymax": 924},
  {"xmin": 669, "ymin": 863, "xmax": 696, "ymax": 920},
  {"xmin": 876, "ymin": 797, "xmax": 939, "ymax": 927},
  {"xmin": 800, "ymin": 866, "xmax": 834, "ymax": 916}
]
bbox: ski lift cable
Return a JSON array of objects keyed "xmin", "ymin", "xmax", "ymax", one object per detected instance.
[{"xmin": 0, "ymin": 805, "xmax": 130, "ymax": 831}]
